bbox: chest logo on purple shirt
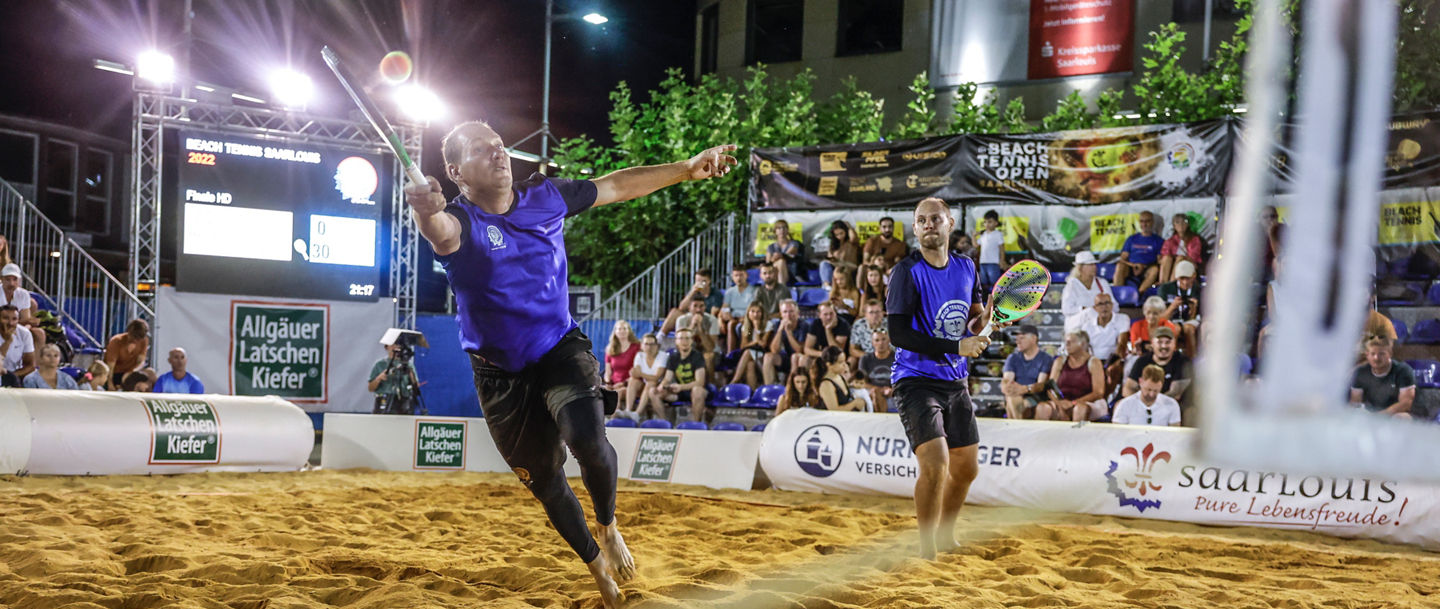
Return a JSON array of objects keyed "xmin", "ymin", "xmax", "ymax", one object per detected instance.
[
  {"xmin": 934, "ymin": 299, "xmax": 970, "ymax": 340},
  {"xmin": 485, "ymin": 225, "xmax": 506, "ymax": 250}
]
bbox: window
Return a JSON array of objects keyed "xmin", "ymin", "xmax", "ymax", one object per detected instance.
[
  {"xmin": 836, "ymin": 0, "xmax": 903, "ymax": 57},
  {"xmin": 0, "ymin": 131, "xmax": 37, "ymax": 187},
  {"xmin": 78, "ymin": 149, "xmax": 112, "ymax": 235},
  {"xmin": 43, "ymin": 139, "xmax": 77, "ymax": 228},
  {"xmin": 700, "ymin": 3, "xmax": 720, "ymax": 74},
  {"xmin": 1172, "ymin": 0, "xmax": 1246, "ymax": 23},
  {"xmin": 746, "ymin": 0, "xmax": 803, "ymax": 65}
]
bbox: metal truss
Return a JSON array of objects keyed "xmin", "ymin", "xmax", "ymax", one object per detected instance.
[{"xmin": 131, "ymin": 93, "xmax": 421, "ymax": 328}]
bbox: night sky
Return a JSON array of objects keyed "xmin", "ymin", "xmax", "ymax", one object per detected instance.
[{"xmin": 0, "ymin": 0, "xmax": 696, "ymax": 181}]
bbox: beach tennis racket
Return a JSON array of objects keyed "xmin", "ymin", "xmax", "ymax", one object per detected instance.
[
  {"xmin": 978, "ymin": 259, "xmax": 1051, "ymax": 338},
  {"xmin": 320, "ymin": 46, "xmax": 428, "ymax": 188}
]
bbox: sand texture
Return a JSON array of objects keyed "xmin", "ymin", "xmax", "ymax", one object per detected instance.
[{"xmin": 2, "ymin": 470, "xmax": 1439, "ymax": 608}]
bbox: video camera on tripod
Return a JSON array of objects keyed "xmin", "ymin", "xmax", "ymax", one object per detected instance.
[{"xmin": 374, "ymin": 328, "xmax": 428, "ymax": 415}]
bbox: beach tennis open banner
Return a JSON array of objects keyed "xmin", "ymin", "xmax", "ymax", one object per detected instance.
[
  {"xmin": 759, "ymin": 409, "xmax": 1440, "ymax": 551},
  {"xmin": 156, "ymin": 287, "xmax": 392, "ymax": 412}
]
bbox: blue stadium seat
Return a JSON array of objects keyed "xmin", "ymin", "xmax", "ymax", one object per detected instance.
[
  {"xmin": 793, "ymin": 268, "xmax": 822, "ymax": 287},
  {"xmin": 1238, "ymin": 353, "xmax": 1253, "ymax": 376},
  {"xmin": 676, "ymin": 421, "xmax": 708, "ymax": 430},
  {"xmin": 1410, "ymin": 320, "xmax": 1440, "ymax": 345},
  {"xmin": 605, "ymin": 417, "xmax": 638, "ymax": 428},
  {"xmin": 796, "ymin": 288, "xmax": 830, "ymax": 308},
  {"xmin": 712, "ymin": 421, "xmax": 746, "ymax": 431},
  {"xmin": 747, "ymin": 384, "xmax": 785, "ymax": 408},
  {"xmin": 747, "ymin": 267, "xmax": 761, "ymax": 285},
  {"xmin": 1393, "ymin": 319, "xmax": 1409, "ymax": 343},
  {"xmin": 1050, "ymin": 271, "xmax": 1069, "ymax": 285},
  {"xmin": 750, "ymin": 422, "xmax": 767, "ymax": 432},
  {"xmin": 1113, "ymin": 285, "xmax": 1141, "ymax": 308},
  {"xmin": 59, "ymin": 366, "xmax": 85, "ymax": 381},
  {"xmin": 714, "ymin": 383, "xmax": 752, "ymax": 407},
  {"xmin": 1096, "ymin": 262, "xmax": 1116, "ymax": 281},
  {"xmin": 1427, "ymin": 284, "xmax": 1440, "ymax": 306},
  {"xmin": 1409, "ymin": 360, "xmax": 1440, "ymax": 389},
  {"xmin": 639, "ymin": 419, "xmax": 673, "ymax": 429}
]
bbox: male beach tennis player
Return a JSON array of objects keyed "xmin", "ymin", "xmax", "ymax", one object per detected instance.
[
  {"xmin": 886, "ymin": 197, "xmax": 998, "ymax": 559},
  {"xmin": 405, "ymin": 121, "xmax": 736, "ymax": 608}
]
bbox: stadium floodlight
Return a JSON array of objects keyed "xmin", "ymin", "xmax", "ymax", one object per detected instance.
[
  {"xmin": 269, "ymin": 68, "xmax": 314, "ymax": 109},
  {"xmin": 394, "ymin": 85, "xmax": 447, "ymax": 123},
  {"xmin": 582, "ymin": 12, "xmax": 608, "ymax": 24},
  {"xmin": 135, "ymin": 50, "xmax": 175, "ymax": 84}
]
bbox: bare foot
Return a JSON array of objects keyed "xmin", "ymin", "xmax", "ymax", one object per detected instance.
[
  {"xmin": 598, "ymin": 520, "xmax": 636, "ymax": 582},
  {"xmin": 585, "ymin": 554, "xmax": 623, "ymax": 609},
  {"xmin": 936, "ymin": 535, "xmax": 960, "ymax": 554},
  {"xmin": 918, "ymin": 536, "xmax": 937, "ymax": 560}
]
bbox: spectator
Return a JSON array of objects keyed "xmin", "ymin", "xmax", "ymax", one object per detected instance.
[
  {"xmin": 1261, "ymin": 205, "xmax": 1284, "ymax": 280},
  {"xmin": 975, "ymin": 210, "xmax": 1007, "ymax": 294},
  {"xmin": 602, "ymin": 320, "xmax": 641, "ymax": 413},
  {"xmin": 81, "ymin": 360, "xmax": 110, "ymax": 391},
  {"xmin": 803, "ymin": 301, "xmax": 851, "ymax": 361},
  {"xmin": 654, "ymin": 328, "xmax": 710, "ymax": 423},
  {"xmin": 1061, "ymin": 251, "xmax": 1114, "ymax": 333},
  {"xmin": 820, "ymin": 220, "xmax": 861, "ymax": 288},
  {"xmin": 775, "ymin": 365, "xmax": 820, "ymax": 414},
  {"xmin": 762, "ymin": 299, "xmax": 806, "ymax": 385},
  {"xmin": 104, "ymin": 318, "xmax": 149, "ymax": 390},
  {"xmin": 949, "ymin": 230, "xmax": 978, "ymax": 260},
  {"xmin": 0, "ymin": 234, "xmax": 12, "ymax": 265},
  {"xmin": 660, "ymin": 268, "xmax": 723, "ymax": 333},
  {"xmin": 1036, "ymin": 330, "xmax": 1107, "ymax": 422},
  {"xmin": 848, "ymin": 299, "xmax": 888, "ymax": 364},
  {"xmin": 1123, "ymin": 326, "xmax": 1193, "ymax": 409},
  {"xmin": 1363, "ymin": 292, "xmax": 1397, "ymax": 344},
  {"xmin": 856, "ymin": 328, "xmax": 895, "ymax": 412},
  {"xmin": 121, "ymin": 370, "xmax": 152, "ymax": 392},
  {"xmin": 862, "ymin": 216, "xmax": 908, "ymax": 271},
  {"xmin": 1158, "ymin": 259, "xmax": 1202, "ymax": 355},
  {"xmin": 765, "ymin": 219, "xmax": 802, "ymax": 285},
  {"xmin": 732, "ymin": 302, "xmax": 769, "ymax": 388},
  {"xmin": 1, "ymin": 263, "xmax": 46, "ymax": 350},
  {"xmin": 1350, "ymin": 336, "xmax": 1414, "ymax": 419},
  {"xmin": 719, "ymin": 264, "xmax": 757, "ymax": 344},
  {"xmin": 675, "ymin": 298, "xmax": 722, "ymax": 378},
  {"xmin": 828, "ymin": 265, "xmax": 862, "ymax": 323},
  {"xmin": 815, "ymin": 345, "xmax": 868, "ymax": 411},
  {"xmin": 859, "ymin": 264, "xmax": 887, "ymax": 309},
  {"xmin": 1111, "ymin": 364, "xmax": 1182, "ymax": 426},
  {"xmin": 1079, "ymin": 292, "xmax": 1131, "ymax": 394},
  {"xmin": 22, "ymin": 344, "xmax": 78, "ymax": 390},
  {"xmin": 1000, "ymin": 325, "xmax": 1054, "ymax": 420},
  {"xmin": 155, "ymin": 347, "xmax": 205, "ymax": 394},
  {"xmin": 628, "ymin": 334, "xmax": 668, "ymax": 420},
  {"xmin": 0, "ymin": 305, "xmax": 35, "ymax": 387},
  {"xmin": 368, "ymin": 343, "xmax": 417, "ymax": 414},
  {"xmin": 1159, "ymin": 213, "xmax": 1206, "ymax": 283},
  {"xmin": 752, "ymin": 263, "xmax": 788, "ymax": 320},
  {"xmin": 1113, "ymin": 210, "xmax": 1164, "ymax": 293},
  {"xmin": 1126, "ymin": 296, "xmax": 1179, "ymax": 357}
]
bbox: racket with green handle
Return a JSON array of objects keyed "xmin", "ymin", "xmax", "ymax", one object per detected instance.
[{"xmin": 978, "ymin": 259, "xmax": 1051, "ymax": 338}]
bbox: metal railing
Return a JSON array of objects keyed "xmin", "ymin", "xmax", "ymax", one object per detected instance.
[
  {"xmin": 0, "ymin": 177, "xmax": 153, "ymax": 350},
  {"xmin": 580, "ymin": 212, "xmax": 748, "ymax": 333}
]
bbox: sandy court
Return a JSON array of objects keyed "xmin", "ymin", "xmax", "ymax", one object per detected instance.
[{"xmin": 2, "ymin": 470, "xmax": 1439, "ymax": 609}]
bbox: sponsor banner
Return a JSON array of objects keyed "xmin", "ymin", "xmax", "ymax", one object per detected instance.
[
  {"xmin": 1266, "ymin": 111, "xmax": 1440, "ymax": 191},
  {"xmin": 630, "ymin": 433, "xmax": 681, "ymax": 482},
  {"xmin": 759, "ymin": 410, "xmax": 1440, "ymax": 550},
  {"xmin": 967, "ymin": 198, "xmax": 1217, "ymax": 270},
  {"xmin": 750, "ymin": 137, "xmax": 967, "ymax": 210},
  {"xmin": 156, "ymin": 287, "xmax": 392, "ymax": 412},
  {"xmin": 962, "ymin": 121, "xmax": 1231, "ymax": 205},
  {"xmin": 1028, "ymin": 0, "xmax": 1135, "ymax": 80},
  {"xmin": 145, "ymin": 397, "xmax": 221, "ymax": 464},
  {"xmin": 414, "ymin": 419, "xmax": 466, "ymax": 470}
]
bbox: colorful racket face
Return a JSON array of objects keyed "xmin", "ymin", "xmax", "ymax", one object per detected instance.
[{"xmin": 980, "ymin": 260, "xmax": 1051, "ymax": 337}]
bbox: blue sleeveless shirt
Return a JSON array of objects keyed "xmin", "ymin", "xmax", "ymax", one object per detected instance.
[
  {"xmin": 435, "ymin": 173, "xmax": 596, "ymax": 372},
  {"xmin": 887, "ymin": 250, "xmax": 980, "ymax": 383}
]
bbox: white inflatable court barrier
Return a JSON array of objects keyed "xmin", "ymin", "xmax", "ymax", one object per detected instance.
[
  {"xmin": 759, "ymin": 409, "xmax": 1440, "ymax": 551},
  {"xmin": 0, "ymin": 390, "xmax": 313, "ymax": 475},
  {"xmin": 321, "ymin": 413, "xmax": 763, "ymax": 490}
]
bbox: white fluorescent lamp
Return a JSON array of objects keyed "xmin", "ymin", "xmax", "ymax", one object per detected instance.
[
  {"xmin": 93, "ymin": 59, "xmax": 133, "ymax": 76},
  {"xmin": 135, "ymin": 50, "xmax": 175, "ymax": 84},
  {"xmin": 582, "ymin": 12, "xmax": 608, "ymax": 24}
]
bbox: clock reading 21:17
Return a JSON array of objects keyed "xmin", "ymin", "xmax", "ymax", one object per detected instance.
[{"xmin": 176, "ymin": 130, "xmax": 391, "ymax": 302}]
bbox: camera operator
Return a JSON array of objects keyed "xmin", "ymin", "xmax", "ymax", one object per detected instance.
[
  {"xmin": 369, "ymin": 343, "xmax": 419, "ymax": 414},
  {"xmin": 1157, "ymin": 260, "xmax": 1202, "ymax": 355}
]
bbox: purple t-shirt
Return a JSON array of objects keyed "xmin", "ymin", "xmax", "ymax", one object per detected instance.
[
  {"xmin": 436, "ymin": 173, "xmax": 596, "ymax": 372},
  {"xmin": 1122, "ymin": 233, "xmax": 1165, "ymax": 266},
  {"xmin": 886, "ymin": 251, "xmax": 979, "ymax": 383}
]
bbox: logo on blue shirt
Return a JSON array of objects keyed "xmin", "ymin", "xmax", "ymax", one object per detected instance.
[
  {"xmin": 485, "ymin": 225, "xmax": 506, "ymax": 250},
  {"xmin": 934, "ymin": 300, "xmax": 970, "ymax": 339}
]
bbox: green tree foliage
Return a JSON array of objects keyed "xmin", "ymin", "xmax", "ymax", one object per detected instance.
[
  {"xmin": 891, "ymin": 72, "xmax": 938, "ymax": 140},
  {"xmin": 1395, "ymin": 0, "xmax": 1440, "ymax": 112}
]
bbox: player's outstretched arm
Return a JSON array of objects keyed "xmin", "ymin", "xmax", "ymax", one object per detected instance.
[
  {"xmin": 404, "ymin": 176, "xmax": 461, "ymax": 256},
  {"xmin": 592, "ymin": 144, "xmax": 738, "ymax": 208}
]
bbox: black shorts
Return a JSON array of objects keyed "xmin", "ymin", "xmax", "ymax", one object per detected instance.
[
  {"xmin": 471, "ymin": 328, "xmax": 604, "ymax": 481},
  {"xmin": 893, "ymin": 377, "xmax": 979, "ymax": 450}
]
